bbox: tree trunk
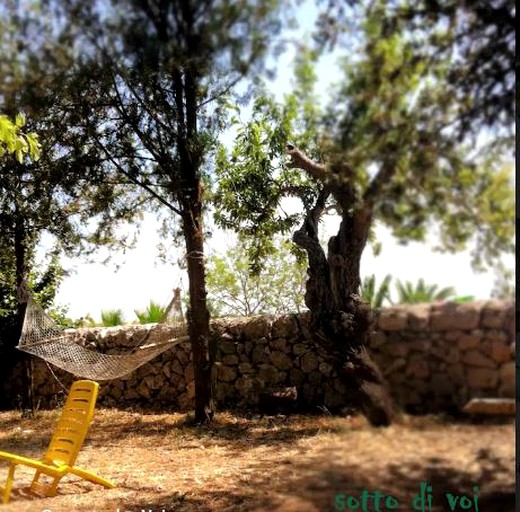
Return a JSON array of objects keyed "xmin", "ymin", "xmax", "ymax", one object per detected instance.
[
  {"xmin": 295, "ymin": 206, "xmax": 393, "ymax": 426},
  {"xmin": 175, "ymin": 57, "xmax": 215, "ymax": 423},
  {"xmin": 182, "ymin": 206, "xmax": 214, "ymax": 423},
  {"xmin": 14, "ymin": 212, "xmax": 34, "ymax": 415}
]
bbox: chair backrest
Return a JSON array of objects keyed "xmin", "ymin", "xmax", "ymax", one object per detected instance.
[{"xmin": 42, "ymin": 380, "xmax": 99, "ymax": 466}]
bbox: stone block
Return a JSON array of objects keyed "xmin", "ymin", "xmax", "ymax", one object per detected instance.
[
  {"xmin": 293, "ymin": 343, "xmax": 309, "ymax": 356},
  {"xmin": 186, "ymin": 380, "xmax": 196, "ymax": 399},
  {"xmin": 461, "ymin": 350, "xmax": 496, "ymax": 368},
  {"xmin": 235, "ymin": 376, "xmax": 253, "ymax": 392},
  {"xmin": 243, "ymin": 316, "xmax": 272, "ymax": 339},
  {"xmin": 184, "ymin": 362, "xmax": 194, "ymax": 382},
  {"xmin": 430, "ymin": 303, "xmax": 481, "ymax": 331},
  {"xmin": 289, "ymin": 368, "xmax": 304, "ymax": 386},
  {"xmin": 162, "ymin": 364, "xmax": 172, "ymax": 379},
  {"xmin": 171, "ymin": 359, "xmax": 184, "ymax": 376},
  {"xmin": 481, "ymin": 301, "xmax": 508, "ymax": 328},
  {"xmin": 407, "ymin": 358, "xmax": 430, "ymax": 379},
  {"xmin": 136, "ymin": 379, "xmax": 150, "ymax": 398},
  {"xmin": 490, "ymin": 343, "xmax": 513, "ymax": 364},
  {"xmin": 430, "ymin": 373, "xmax": 455, "ymax": 395},
  {"xmin": 258, "ymin": 363, "xmax": 279, "ymax": 383},
  {"xmin": 271, "ymin": 338, "xmax": 291, "ymax": 353},
  {"xmin": 457, "ymin": 334, "xmax": 481, "ymax": 351},
  {"xmin": 222, "ymin": 354, "xmax": 239, "ymax": 365},
  {"xmin": 463, "ymin": 398, "xmax": 515, "ymax": 415},
  {"xmin": 499, "ymin": 362, "xmax": 515, "ymax": 391},
  {"xmin": 269, "ymin": 350, "xmax": 293, "ymax": 371},
  {"xmin": 408, "ymin": 339, "xmax": 432, "ymax": 352},
  {"xmin": 485, "ymin": 330, "xmax": 508, "ymax": 343},
  {"xmin": 218, "ymin": 365, "xmax": 237, "ymax": 382},
  {"xmin": 177, "ymin": 348, "xmax": 190, "ymax": 366},
  {"xmin": 219, "ymin": 340, "xmax": 237, "ymax": 355},
  {"xmin": 324, "ymin": 388, "xmax": 345, "ymax": 408},
  {"xmin": 467, "ymin": 368, "xmax": 498, "ymax": 390},
  {"xmin": 406, "ymin": 304, "xmax": 430, "ymax": 330},
  {"xmin": 110, "ymin": 387, "xmax": 123, "ymax": 400},
  {"xmin": 378, "ymin": 308, "xmax": 408, "ymax": 331},
  {"xmin": 272, "ymin": 315, "xmax": 299, "ymax": 338},
  {"xmin": 379, "ymin": 342, "xmax": 410, "ymax": 358},
  {"xmin": 157, "ymin": 385, "xmax": 173, "ymax": 400},
  {"xmin": 445, "ymin": 346, "xmax": 460, "ymax": 364},
  {"xmin": 251, "ymin": 344, "xmax": 269, "ymax": 364},
  {"xmin": 301, "ymin": 352, "xmax": 319, "ymax": 373},
  {"xmin": 238, "ymin": 362, "xmax": 253, "ymax": 374},
  {"xmin": 215, "ymin": 382, "xmax": 233, "ymax": 401},
  {"xmin": 444, "ymin": 330, "xmax": 463, "ymax": 342},
  {"xmin": 446, "ymin": 364, "xmax": 465, "ymax": 385}
]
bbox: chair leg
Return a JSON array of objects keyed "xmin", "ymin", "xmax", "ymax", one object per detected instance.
[
  {"xmin": 30, "ymin": 470, "xmax": 61, "ymax": 497},
  {"xmin": 3, "ymin": 463, "xmax": 16, "ymax": 504},
  {"xmin": 69, "ymin": 466, "xmax": 115, "ymax": 489}
]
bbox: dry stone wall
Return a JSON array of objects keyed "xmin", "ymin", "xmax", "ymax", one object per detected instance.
[{"xmin": 8, "ymin": 300, "xmax": 515, "ymax": 414}]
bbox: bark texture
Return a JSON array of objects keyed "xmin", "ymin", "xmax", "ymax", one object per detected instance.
[
  {"xmin": 174, "ymin": 51, "xmax": 214, "ymax": 423},
  {"xmin": 288, "ymin": 145, "xmax": 393, "ymax": 426}
]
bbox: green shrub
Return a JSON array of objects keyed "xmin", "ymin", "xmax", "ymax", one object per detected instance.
[
  {"xmin": 100, "ymin": 309, "xmax": 124, "ymax": 326},
  {"xmin": 360, "ymin": 274, "xmax": 392, "ymax": 309},
  {"xmin": 393, "ymin": 278, "xmax": 456, "ymax": 305},
  {"xmin": 134, "ymin": 300, "xmax": 167, "ymax": 324}
]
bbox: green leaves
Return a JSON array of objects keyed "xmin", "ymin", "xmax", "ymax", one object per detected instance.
[
  {"xmin": 0, "ymin": 114, "xmax": 41, "ymax": 162},
  {"xmin": 100, "ymin": 309, "xmax": 125, "ymax": 327},
  {"xmin": 214, "ymin": 47, "xmax": 329, "ymax": 273},
  {"xmin": 134, "ymin": 300, "xmax": 168, "ymax": 324},
  {"xmin": 205, "ymin": 237, "xmax": 307, "ymax": 316},
  {"xmin": 360, "ymin": 274, "xmax": 392, "ymax": 309},
  {"xmin": 393, "ymin": 278, "xmax": 456, "ymax": 305}
]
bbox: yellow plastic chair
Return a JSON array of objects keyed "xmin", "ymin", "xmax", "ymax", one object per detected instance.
[{"xmin": 0, "ymin": 380, "xmax": 115, "ymax": 504}]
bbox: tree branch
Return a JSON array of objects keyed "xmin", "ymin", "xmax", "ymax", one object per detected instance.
[
  {"xmin": 91, "ymin": 137, "xmax": 182, "ymax": 216},
  {"xmin": 286, "ymin": 144, "xmax": 327, "ymax": 182},
  {"xmin": 286, "ymin": 144, "xmax": 356, "ymax": 212}
]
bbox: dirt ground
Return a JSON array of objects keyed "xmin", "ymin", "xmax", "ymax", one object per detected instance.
[{"xmin": 0, "ymin": 409, "xmax": 515, "ymax": 512}]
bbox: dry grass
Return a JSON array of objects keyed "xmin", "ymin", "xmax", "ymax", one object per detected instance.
[{"xmin": 0, "ymin": 408, "xmax": 514, "ymax": 512}]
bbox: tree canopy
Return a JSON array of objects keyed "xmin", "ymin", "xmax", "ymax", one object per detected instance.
[
  {"xmin": 213, "ymin": 0, "xmax": 514, "ymax": 425},
  {"xmin": 215, "ymin": 2, "xmax": 514, "ymax": 274},
  {"xmin": 38, "ymin": 0, "xmax": 286, "ymax": 423}
]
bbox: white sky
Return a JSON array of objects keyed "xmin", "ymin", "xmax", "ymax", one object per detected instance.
[
  {"xmin": 53, "ymin": 2, "xmax": 515, "ymax": 322},
  {"xmin": 54, "ymin": 210, "xmax": 514, "ymax": 322}
]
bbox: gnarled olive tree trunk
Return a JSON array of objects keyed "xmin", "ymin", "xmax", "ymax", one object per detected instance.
[{"xmin": 289, "ymin": 146, "xmax": 393, "ymax": 427}]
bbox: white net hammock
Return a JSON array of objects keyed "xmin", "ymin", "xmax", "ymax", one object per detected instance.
[{"xmin": 17, "ymin": 295, "xmax": 189, "ymax": 381}]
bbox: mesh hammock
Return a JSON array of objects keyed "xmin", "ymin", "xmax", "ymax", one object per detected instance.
[{"xmin": 17, "ymin": 294, "xmax": 189, "ymax": 381}]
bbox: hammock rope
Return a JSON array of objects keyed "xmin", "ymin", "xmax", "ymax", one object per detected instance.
[{"xmin": 17, "ymin": 292, "xmax": 189, "ymax": 381}]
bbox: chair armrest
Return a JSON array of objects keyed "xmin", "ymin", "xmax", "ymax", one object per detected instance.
[{"xmin": 0, "ymin": 451, "xmax": 67, "ymax": 476}]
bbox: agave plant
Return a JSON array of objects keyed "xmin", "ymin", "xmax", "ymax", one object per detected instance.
[
  {"xmin": 100, "ymin": 309, "xmax": 125, "ymax": 327},
  {"xmin": 393, "ymin": 278, "xmax": 456, "ymax": 305},
  {"xmin": 134, "ymin": 300, "xmax": 168, "ymax": 324},
  {"xmin": 360, "ymin": 274, "xmax": 392, "ymax": 309}
]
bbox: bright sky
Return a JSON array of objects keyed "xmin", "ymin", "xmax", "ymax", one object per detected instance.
[
  {"xmin": 54, "ymin": 211, "xmax": 514, "ymax": 322},
  {"xmin": 53, "ymin": 2, "xmax": 515, "ymax": 322}
]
